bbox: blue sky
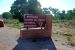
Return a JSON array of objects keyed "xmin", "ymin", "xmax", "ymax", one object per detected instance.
[{"xmin": 0, "ymin": 0, "xmax": 75, "ymax": 14}]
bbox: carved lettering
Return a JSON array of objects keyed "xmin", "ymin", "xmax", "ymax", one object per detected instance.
[
  {"xmin": 24, "ymin": 25, "xmax": 36, "ymax": 28},
  {"xmin": 24, "ymin": 22, "xmax": 36, "ymax": 25},
  {"xmin": 34, "ymin": 19, "xmax": 37, "ymax": 21},
  {"xmin": 24, "ymin": 19, "xmax": 33, "ymax": 21},
  {"xmin": 24, "ymin": 15, "xmax": 46, "ymax": 28},
  {"xmin": 26, "ymin": 16, "xmax": 38, "ymax": 18}
]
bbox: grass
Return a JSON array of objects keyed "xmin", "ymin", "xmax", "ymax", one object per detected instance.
[
  {"xmin": 5, "ymin": 19, "xmax": 23, "ymax": 29},
  {"xmin": 66, "ymin": 36, "xmax": 75, "ymax": 46},
  {"xmin": 53, "ymin": 20, "xmax": 75, "ymax": 46},
  {"xmin": 66, "ymin": 32, "xmax": 75, "ymax": 46}
]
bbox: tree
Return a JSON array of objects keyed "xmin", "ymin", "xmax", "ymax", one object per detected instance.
[
  {"xmin": 49, "ymin": 7, "xmax": 59, "ymax": 17},
  {"xmin": 2, "ymin": 12, "xmax": 13, "ymax": 19},
  {"xmin": 10, "ymin": 0, "xmax": 43, "ymax": 22},
  {"xmin": 42, "ymin": 8, "xmax": 51, "ymax": 15},
  {"xmin": 66, "ymin": 10, "xmax": 73, "ymax": 20},
  {"xmin": 60, "ymin": 10, "xmax": 66, "ymax": 20},
  {"xmin": 28, "ymin": 0, "xmax": 43, "ymax": 14},
  {"xmin": 72, "ymin": 8, "xmax": 75, "ymax": 19},
  {"xmin": 10, "ymin": 0, "xmax": 28, "ymax": 22}
]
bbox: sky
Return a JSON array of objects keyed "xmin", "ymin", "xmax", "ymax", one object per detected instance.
[{"xmin": 0, "ymin": 0, "xmax": 75, "ymax": 14}]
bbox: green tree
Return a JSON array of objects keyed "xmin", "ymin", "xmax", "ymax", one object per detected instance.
[
  {"xmin": 10, "ymin": 0, "xmax": 43, "ymax": 22},
  {"xmin": 60, "ymin": 10, "xmax": 66, "ymax": 20},
  {"xmin": 66, "ymin": 9, "xmax": 75, "ymax": 20},
  {"xmin": 66, "ymin": 10, "xmax": 73, "ymax": 20},
  {"xmin": 72, "ymin": 8, "xmax": 75, "ymax": 19},
  {"xmin": 48, "ymin": 7, "xmax": 61, "ymax": 20},
  {"xmin": 42, "ymin": 8, "xmax": 51, "ymax": 15},
  {"xmin": 2, "ymin": 12, "xmax": 13, "ymax": 19},
  {"xmin": 49, "ymin": 7, "xmax": 59, "ymax": 17},
  {"xmin": 28, "ymin": 0, "xmax": 43, "ymax": 14},
  {"xmin": 10, "ymin": 0, "xmax": 28, "ymax": 22}
]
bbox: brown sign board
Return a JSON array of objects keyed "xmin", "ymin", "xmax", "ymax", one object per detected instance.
[
  {"xmin": 24, "ymin": 15, "xmax": 46, "ymax": 28},
  {"xmin": 20, "ymin": 14, "xmax": 52, "ymax": 38}
]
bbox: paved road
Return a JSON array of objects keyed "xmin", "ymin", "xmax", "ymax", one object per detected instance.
[
  {"xmin": 0, "ymin": 26, "xmax": 56, "ymax": 50},
  {"xmin": 13, "ymin": 38, "xmax": 56, "ymax": 50}
]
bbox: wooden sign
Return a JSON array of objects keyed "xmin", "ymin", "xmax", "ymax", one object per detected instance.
[
  {"xmin": 20, "ymin": 14, "xmax": 52, "ymax": 38},
  {"xmin": 24, "ymin": 15, "xmax": 46, "ymax": 28}
]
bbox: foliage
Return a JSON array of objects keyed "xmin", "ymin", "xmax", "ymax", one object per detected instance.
[
  {"xmin": 5, "ymin": 19, "xmax": 23, "ymax": 29},
  {"xmin": 2, "ymin": 0, "xmax": 75, "ymax": 21},
  {"xmin": 49, "ymin": 7, "xmax": 59, "ymax": 17},
  {"xmin": 10, "ymin": 0, "xmax": 28, "ymax": 22},
  {"xmin": 28, "ymin": 0, "xmax": 43, "ymax": 14},
  {"xmin": 44, "ymin": 7, "xmax": 75, "ymax": 20},
  {"xmin": 2, "ymin": 12, "xmax": 13, "ymax": 19},
  {"xmin": 10, "ymin": 0, "xmax": 42, "ymax": 22},
  {"xmin": 42, "ymin": 8, "xmax": 51, "ymax": 15}
]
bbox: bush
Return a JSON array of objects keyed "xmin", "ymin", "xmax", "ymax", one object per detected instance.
[
  {"xmin": 5, "ymin": 19, "xmax": 23, "ymax": 29},
  {"xmin": 2, "ymin": 12, "xmax": 13, "ymax": 19},
  {"xmin": 67, "ymin": 36, "xmax": 75, "ymax": 46}
]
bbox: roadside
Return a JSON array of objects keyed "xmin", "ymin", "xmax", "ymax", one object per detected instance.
[{"xmin": 0, "ymin": 26, "xmax": 19, "ymax": 50}]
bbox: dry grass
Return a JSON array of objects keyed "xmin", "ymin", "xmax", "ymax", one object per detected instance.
[{"xmin": 52, "ymin": 21, "xmax": 75, "ymax": 46}]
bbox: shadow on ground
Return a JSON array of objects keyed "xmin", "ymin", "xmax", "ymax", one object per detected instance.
[{"xmin": 12, "ymin": 37, "xmax": 57, "ymax": 50}]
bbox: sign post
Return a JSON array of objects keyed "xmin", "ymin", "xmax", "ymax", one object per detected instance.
[{"xmin": 20, "ymin": 14, "xmax": 52, "ymax": 39}]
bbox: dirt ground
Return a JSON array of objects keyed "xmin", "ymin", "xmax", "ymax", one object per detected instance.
[
  {"xmin": 0, "ymin": 26, "xmax": 19, "ymax": 50},
  {"xmin": 0, "ymin": 26, "xmax": 75, "ymax": 50}
]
